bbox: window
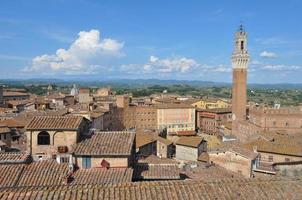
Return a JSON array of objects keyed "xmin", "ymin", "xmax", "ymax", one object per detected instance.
[
  {"xmin": 60, "ymin": 157, "xmax": 69, "ymax": 163},
  {"xmin": 285, "ymin": 158, "xmax": 290, "ymax": 162},
  {"xmin": 240, "ymin": 41, "xmax": 244, "ymax": 50},
  {"xmin": 82, "ymin": 156, "xmax": 91, "ymax": 169},
  {"xmin": 37, "ymin": 131, "xmax": 50, "ymax": 145}
]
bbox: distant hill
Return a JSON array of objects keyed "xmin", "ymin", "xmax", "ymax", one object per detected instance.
[{"xmin": 0, "ymin": 78, "xmax": 302, "ymax": 89}]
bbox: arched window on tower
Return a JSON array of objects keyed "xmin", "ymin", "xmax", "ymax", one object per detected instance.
[
  {"xmin": 241, "ymin": 41, "xmax": 244, "ymax": 50},
  {"xmin": 37, "ymin": 131, "xmax": 50, "ymax": 145}
]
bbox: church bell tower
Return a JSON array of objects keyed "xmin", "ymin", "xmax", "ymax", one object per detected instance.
[{"xmin": 232, "ymin": 25, "xmax": 249, "ymax": 130}]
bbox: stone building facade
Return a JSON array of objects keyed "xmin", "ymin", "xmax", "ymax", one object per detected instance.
[
  {"xmin": 25, "ymin": 116, "xmax": 89, "ymax": 161},
  {"xmin": 73, "ymin": 131, "xmax": 135, "ymax": 169},
  {"xmin": 208, "ymin": 149, "xmax": 258, "ymax": 178},
  {"xmin": 156, "ymin": 104, "xmax": 195, "ymax": 134},
  {"xmin": 176, "ymin": 137, "xmax": 206, "ymax": 161},
  {"xmin": 249, "ymin": 106, "xmax": 302, "ymax": 134},
  {"xmin": 197, "ymin": 108, "xmax": 232, "ymax": 136}
]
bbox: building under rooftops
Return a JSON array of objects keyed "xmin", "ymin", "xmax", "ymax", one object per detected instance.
[
  {"xmin": 208, "ymin": 141, "xmax": 259, "ymax": 178},
  {"xmin": 196, "ymin": 108, "xmax": 232, "ymax": 136},
  {"xmin": 25, "ymin": 115, "xmax": 90, "ymax": 161},
  {"xmin": 243, "ymin": 131, "xmax": 302, "ymax": 176},
  {"xmin": 2, "ymin": 91, "xmax": 30, "ymax": 102},
  {"xmin": 176, "ymin": 136, "xmax": 207, "ymax": 161},
  {"xmin": 73, "ymin": 131, "xmax": 136, "ymax": 169},
  {"xmin": 155, "ymin": 103, "xmax": 196, "ymax": 134},
  {"xmin": 0, "ymin": 126, "xmax": 12, "ymax": 148}
]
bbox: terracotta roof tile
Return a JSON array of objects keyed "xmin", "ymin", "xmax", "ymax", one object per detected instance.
[
  {"xmin": 133, "ymin": 164, "xmax": 180, "ymax": 180},
  {"xmin": 26, "ymin": 115, "xmax": 84, "ymax": 130},
  {"xmin": 17, "ymin": 160, "xmax": 69, "ymax": 187},
  {"xmin": 176, "ymin": 136, "xmax": 204, "ymax": 148},
  {"xmin": 244, "ymin": 137, "xmax": 302, "ymax": 156},
  {"xmin": 176, "ymin": 130, "xmax": 196, "ymax": 136},
  {"xmin": 136, "ymin": 133, "xmax": 157, "ymax": 148},
  {"xmin": 0, "ymin": 153, "xmax": 30, "ymax": 164},
  {"xmin": 0, "ymin": 126, "xmax": 10, "ymax": 134},
  {"xmin": 210, "ymin": 141, "xmax": 258, "ymax": 159},
  {"xmin": 71, "ymin": 168, "xmax": 133, "ymax": 185},
  {"xmin": 0, "ymin": 164, "xmax": 25, "ymax": 187},
  {"xmin": 0, "ymin": 178, "xmax": 302, "ymax": 199},
  {"xmin": 3, "ymin": 91, "xmax": 30, "ymax": 97},
  {"xmin": 74, "ymin": 131, "xmax": 135, "ymax": 156}
]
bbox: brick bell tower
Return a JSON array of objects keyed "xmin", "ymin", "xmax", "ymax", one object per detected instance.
[{"xmin": 231, "ymin": 25, "xmax": 249, "ymax": 133}]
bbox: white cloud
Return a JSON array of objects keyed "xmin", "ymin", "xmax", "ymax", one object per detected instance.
[
  {"xmin": 211, "ymin": 65, "xmax": 231, "ymax": 72},
  {"xmin": 120, "ymin": 56, "xmax": 231, "ymax": 75},
  {"xmin": 143, "ymin": 56, "xmax": 198, "ymax": 73},
  {"xmin": 260, "ymin": 51, "xmax": 277, "ymax": 58},
  {"xmin": 24, "ymin": 29, "xmax": 124, "ymax": 73},
  {"xmin": 261, "ymin": 65, "xmax": 302, "ymax": 71},
  {"xmin": 255, "ymin": 37, "xmax": 287, "ymax": 46}
]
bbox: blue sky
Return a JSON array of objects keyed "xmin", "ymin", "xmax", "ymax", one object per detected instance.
[{"xmin": 0, "ymin": 0, "xmax": 302, "ymax": 83}]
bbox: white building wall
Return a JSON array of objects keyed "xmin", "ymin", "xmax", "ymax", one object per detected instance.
[{"xmin": 176, "ymin": 145, "xmax": 198, "ymax": 161}]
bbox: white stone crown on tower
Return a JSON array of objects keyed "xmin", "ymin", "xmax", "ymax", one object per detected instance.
[{"xmin": 232, "ymin": 25, "xmax": 250, "ymax": 69}]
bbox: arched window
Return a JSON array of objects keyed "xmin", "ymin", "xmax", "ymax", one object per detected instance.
[{"xmin": 37, "ymin": 131, "xmax": 50, "ymax": 145}]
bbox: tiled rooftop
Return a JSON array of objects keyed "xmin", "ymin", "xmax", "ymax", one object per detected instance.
[
  {"xmin": 134, "ymin": 156, "xmax": 180, "ymax": 180},
  {"xmin": 134, "ymin": 164, "xmax": 180, "ymax": 180},
  {"xmin": 26, "ymin": 115, "xmax": 84, "ymax": 130},
  {"xmin": 210, "ymin": 141, "xmax": 259, "ymax": 159},
  {"xmin": 176, "ymin": 130, "xmax": 196, "ymax": 136},
  {"xmin": 0, "ymin": 126, "xmax": 10, "ymax": 134},
  {"xmin": 197, "ymin": 107, "xmax": 232, "ymax": 113},
  {"xmin": 136, "ymin": 132, "xmax": 157, "ymax": 148},
  {"xmin": 71, "ymin": 168, "xmax": 133, "ymax": 185},
  {"xmin": 244, "ymin": 132, "xmax": 302, "ymax": 156},
  {"xmin": 17, "ymin": 160, "xmax": 69, "ymax": 187},
  {"xmin": 0, "ymin": 178, "xmax": 301, "ymax": 199},
  {"xmin": 0, "ymin": 164, "xmax": 24, "ymax": 187},
  {"xmin": 0, "ymin": 152, "xmax": 30, "ymax": 164},
  {"xmin": 3, "ymin": 91, "xmax": 29, "ymax": 97},
  {"xmin": 74, "ymin": 131, "xmax": 135, "ymax": 156},
  {"xmin": 176, "ymin": 136, "xmax": 204, "ymax": 148}
]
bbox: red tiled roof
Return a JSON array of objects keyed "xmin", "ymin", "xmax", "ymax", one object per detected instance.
[
  {"xmin": 0, "ymin": 178, "xmax": 301, "ymax": 199},
  {"xmin": 176, "ymin": 130, "xmax": 196, "ymax": 136},
  {"xmin": 134, "ymin": 164, "xmax": 180, "ymax": 180},
  {"xmin": 176, "ymin": 136, "xmax": 204, "ymax": 148},
  {"xmin": 3, "ymin": 91, "xmax": 30, "ymax": 97},
  {"xmin": 0, "ymin": 126, "xmax": 10, "ymax": 134},
  {"xmin": 74, "ymin": 131, "xmax": 135, "ymax": 156},
  {"xmin": 17, "ymin": 160, "xmax": 69, "ymax": 187},
  {"xmin": 71, "ymin": 168, "xmax": 133, "ymax": 185},
  {"xmin": 0, "ymin": 153, "xmax": 30, "ymax": 164},
  {"xmin": 26, "ymin": 115, "xmax": 84, "ymax": 130},
  {"xmin": 0, "ymin": 164, "xmax": 24, "ymax": 187}
]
